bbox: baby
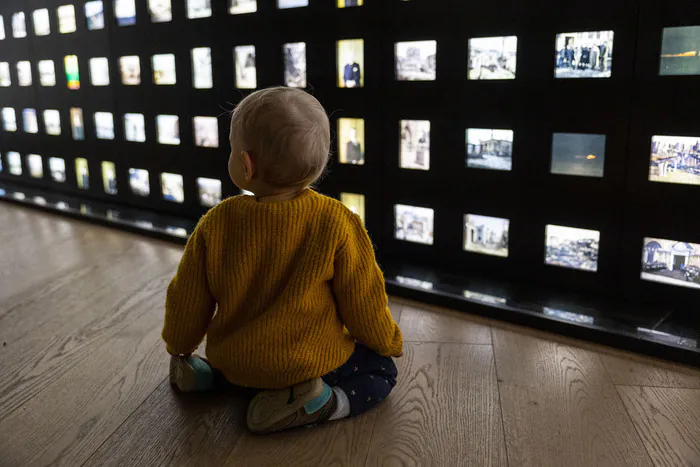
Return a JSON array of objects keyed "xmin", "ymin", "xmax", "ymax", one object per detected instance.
[{"xmin": 163, "ymin": 87, "xmax": 403, "ymax": 434}]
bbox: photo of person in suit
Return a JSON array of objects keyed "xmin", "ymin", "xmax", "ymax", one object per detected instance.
[{"xmin": 337, "ymin": 39, "xmax": 364, "ymax": 88}]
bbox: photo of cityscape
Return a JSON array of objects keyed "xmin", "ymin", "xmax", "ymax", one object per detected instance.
[
  {"xmin": 464, "ymin": 214, "xmax": 509, "ymax": 257},
  {"xmin": 468, "ymin": 36, "xmax": 517, "ymax": 80},
  {"xmin": 466, "ymin": 128, "xmax": 513, "ymax": 171},
  {"xmin": 641, "ymin": 238, "xmax": 700, "ymax": 290},
  {"xmin": 395, "ymin": 41, "xmax": 437, "ymax": 81},
  {"xmin": 555, "ymin": 30, "xmax": 614, "ymax": 78},
  {"xmin": 545, "ymin": 224, "xmax": 600, "ymax": 272},
  {"xmin": 649, "ymin": 135, "xmax": 700, "ymax": 186},
  {"xmin": 660, "ymin": 26, "xmax": 700, "ymax": 76},
  {"xmin": 395, "ymin": 204, "xmax": 434, "ymax": 245}
]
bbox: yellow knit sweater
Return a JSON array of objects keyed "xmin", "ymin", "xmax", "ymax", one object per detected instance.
[{"xmin": 162, "ymin": 189, "xmax": 403, "ymax": 389}]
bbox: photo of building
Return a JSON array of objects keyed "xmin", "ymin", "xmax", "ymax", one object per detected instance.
[
  {"xmin": 555, "ymin": 30, "xmax": 614, "ymax": 78},
  {"xmin": 641, "ymin": 238, "xmax": 700, "ymax": 290},
  {"xmin": 464, "ymin": 214, "xmax": 509, "ymax": 257},
  {"xmin": 395, "ymin": 204, "xmax": 434, "ymax": 245},
  {"xmin": 400, "ymin": 120, "xmax": 430, "ymax": 170},
  {"xmin": 649, "ymin": 135, "xmax": 700, "ymax": 186},
  {"xmin": 395, "ymin": 41, "xmax": 437, "ymax": 81},
  {"xmin": 468, "ymin": 36, "xmax": 517, "ymax": 80},
  {"xmin": 466, "ymin": 128, "xmax": 513, "ymax": 171},
  {"xmin": 545, "ymin": 224, "xmax": 600, "ymax": 272}
]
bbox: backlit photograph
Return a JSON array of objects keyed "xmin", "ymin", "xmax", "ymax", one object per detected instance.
[
  {"xmin": 278, "ymin": 0, "xmax": 308, "ymax": 9},
  {"xmin": 234, "ymin": 45, "xmax": 257, "ymax": 89},
  {"xmin": 340, "ymin": 193, "xmax": 365, "ymax": 224},
  {"xmin": 660, "ymin": 26, "xmax": 700, "ymax": 76},
  {"xmin": 17, "ymin": 61, "xmax": 32, "ymax": 86},
  {"xmin": 193, "ymin": 116, "xmax": 219, "ymax": 147},
  {"xmin": 338, "ymin": 118, "xmax": 365, "ymax": 165},
  {"xmin": 148, "ymin": 0, "xmax": 172, "ymax": 22},
  {"xmin": 337, "ymin": 39, "xmax": 364, "ymax": 88},
  {"xmin": 43, "ymin": 109, "xmax": 61, "ymax": 136},
  {"xmin": 468, "ymin": 36, "xmax": 517, "ymax": 80},
  {"xmin": 129, "ymin": 168, "xmax": 150, "ymax": 196},
  {"xmin": 12, "ymin": 12, "xmax": 27, "ymax": 38},
  {"xmin": 187, "ymin": 0, "xmax": 211, "ymax": 19},
  {"xmin": 161, "ymin": 173, "xmax": 184, "ymax": 203},
  {"xmin": 3, "ymin": 108, "xmax": 17, "ymax": 132},
  {"xmin": 76, "ymin": 158, "xmax": 90, "ymax": 189},
  {"xmin": 283, "ymin": 42, "xmax": 306, "ymax": 88},
  {"xmin": 27, "ymin": 154, "xmax": 43, "ymax": 178},
  {"xmin": 49, "ymin": 157, "xmax": 66, "ymax": 182},
  {"xmin": 191, "ymin": 47, "xmax": 213, "ymax": 89},
  {"xmin": 38, "ymin": 60, "xmax": 56, "ymax": 86},
  {"xmin": 33, "ymin": 9, "xmax": 51, "ymax": 36},
  {"xmin": 23, "ymin": 109, "xmax": 38, "ymax": 133},
  {"xmin": 156, "ymin": 115, "xmax": 180, "ymax": 145},
  {"xmin": 197, "ymin": 178, "xmax": 222, "ymax": 207},
  {"xmin": 152, "ymin": 54, "xmax": 176, "ymax": 85},
  {"xmin": 120, "ymin": 56, "xmax": 141, "ymax": 85},
  {"xmin": 89, "ymin": 57, "xmax": 110, "ymax": 86},
  {"xmin": 466, "ymin": 128, "xmax": 513, "ymax": 171},
  {"xmin": 464, "ymin": 214, "xmax": 509, "ymax": 257},
  {"xmin": 641, "ymin": 238, "xmax": 700, "ymax": 290},
  {"xmin": 102, "ymin": 161, "xmax": 117, "ymax": 194},
  {"xmin": 0, "ymin": 62, "xmax": 10, "ymax": 86},
  {"xmin": 70, "ymin": 108, "xmax": 84, "ymax": 140},
  {"xmin": 230, "ymin": 0, "xmax": 257, "ymax": 14},
  {"xmin": 65, "ymin": 55, "xmax": 80, "ymax": 89},
  {"xmin": 399, "ymin": 120, "xmax": 430, "ymax": 170},
  {"xmin": 649, "ymin": 135, "xmax": 700, "ymax": 186},
  {"xmin": 555, "ymin": 30, "xmax": 614, "ymax": 78},
  {"xmin": 85, "ymin": 1, "xmax": 105, "ymax": 30},
  {"xmin": 551, "ymin": 133, "xmax": 606, "ymax": 178},
  {"xmin": 8, "ymin": 152, "xmax": 22, "ymax": 175},
  {"xmin": 124, "ymin": 113, "xmax": 146, "ymax": 142},
  {"xmin": 395, "ymin": 204, "xmax": 434, "ymax": 245},
  {"xmin": 94, "ymin": 111, "xmax": 115, "ymax": 139},
  {"xmin": 115, "ymin": 0, "xmax": 136, "ymax": 26},
  {"xmin": 545, "ymin": 224, "xmax": 600, "ymax": 272},
  {"xmin": 57, "ymin": 5, "xmax": 77, "ymax": 34},
  {"xmin": 395, "ymin": 40, "xmax": 437, "ymax": 81}
]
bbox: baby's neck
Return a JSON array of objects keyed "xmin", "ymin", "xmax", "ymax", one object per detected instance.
[{"xmin": 255, "ymin": 188, "xmax": 306, "ymax": 203}]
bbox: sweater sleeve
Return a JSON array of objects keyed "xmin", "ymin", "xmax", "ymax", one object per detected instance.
[
  {"xmin": 162, "ymin": 215, "xmax": 216, "ymax": 355},
  {"xmin": 332, "ymin": 213, "xmax": 403, "ymax": 357}
]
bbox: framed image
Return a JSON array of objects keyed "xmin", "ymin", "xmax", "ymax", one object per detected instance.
[
  {"xmin": 161, "ymin": 173, "xmax": 184, "ymax": 203},
  {"xmin": 114, "ymin": 0, "xmax": 136, "ymax": 26},
  {"xmin": 70, "ymin": 108, "xmax": 84, "ymax": 140},
  {"xmin": 338, "ymin": 0, "xmax": 363, "ymax": 7},
  {"xmin": 85, "ymin": 1, "xmax": 105, "ymax": 30},
  {"xmin": 283, "ymin": 42, "xmax": 306, "ymax": 88},
  {"xmin": 649, "ymin": 135, "xmax": 700, "ymax": 186},
  {"xmin": 555, "ymin": 31, "xmax": 614, "ymax": 78},
  {"xmin": 89, "ymin": 57, "xmax": 110, "ymax": 86},
  {"xmin": 641, "ymin": 238, "xmax": 700, "ymax": 290},
  {"xmin": 65, "ymin": 55, "xmax": 80, "ymax": 89},
  {"xmin": 156, "ymin": 115, "xmax": 180, "ymax": 145},
  {"xmin": 12, "ymin": 12, "xmax": 27, "ymax": 38},
  {"xmin": 660, "ymin": 26, "xmax": 700, "ymax": 76},
  {"xmin": 17, "ymin": 61, "xmax": 32, "ymax": 86},
  {"xmin": 395, "ymin": 204, "xmax": 434, "ymax": 245},
  {"xmin": 33, "ymin": 9, "xmax": 51, "ymax": 36},
  {"xmin": 0, "ymin": 15, "xmax": 4, "ymax": 40},
  {"xmin": 337, "ymin": 39, "xmax": 364, "ymax": 88},
  {"xmin": 399, "ymin": 120, "xmax": 430, "ymax": 170},
  {"xmin": 197, "ymin": 178, "xmax": 221, "ymax": 207},
  {"xmin": 27, "ymin": 154, "xmax": 43, "ymax": 178},
  {"xmin": 187, "ymin": 0, "xmax": 211, "ymax": 19},
  {"xmin": 234, "ymin": 45, "xmax": 257, "ymax": 89},
  {"xmin": 338, "ymin": 118, "xmax": 365, "ymax": 165},
  {"xmin": 148, "ymin": 0, "xmax": 172, "ymax": 22},
  {"xmin": 119, "ymin": 56, "xmax": 141, "ymax": 85},
  {"xmin": 94, "ymin": 111, "xmax": 115, "ymax": 139},
  {"xmin": 464, "ymin": 214, "xmax": 509, "ymax": 257},
  {"xmin": 23, "ymin": 108, "xmax": 38, "ymax": 133},
  {"xmin": 340, "ymin": 193, "xmax": 365, "ymax": 224},
  {"xmin": 49, "ymin": 157, "xmax": 66, "ymax": 182},
  {"xmin": 38, "ymin": 60, "xmax": 56, "ymax": 86},
  {"xmin": 43, "ymin": 109, "xmax": 61, "ymax": 135},
  {"xmin": 124, "ymin": 113, "xmax": 146, "ymax": 142},
  {"xmin": 550, "ymin": 133, "xmax": 606, "ymax": 177},
  {"xmin": 2, "ymin": 108, "xmax": 17, "ymax": 132},
  {"xmin": 230, "ymin": 0, "xmax": 257, "ymax": 14},
  {"xmin": 193, "ymin": 116, "xmax": 219, "ymax": 147},
  {"xmin": 7, "ymin": 152, "xmax": 22, "ymax": 175},
  {"xmin": 152, "ymin": 54, "xmax": 176, "ymax": 85},
  {"xmin": 468, "ymin": 36, "xmax": 517, "ymax": 80},
  {"xmin": 466, "ymin": 128, "xmax": 513, "ymax": 171},
  {"xmin": 0, "ymin": 62, "xmax": 10, "ymax": 86},
  {"xmin": 57, "ymin": 5, "xmax": 77, "ymax": 34},
  {"xmin": 545, "ymin": 224, "xmax": 600, "ymax": 272},
  {"xmin": 129, "ymin": 168, "xmax": 150, "ymax": 196},
  {"xmin": 395, "ymin": 40, "xmax": 437, "ymax": 81},
  {"xmin": 75, "ymin": 158, "xmax": 90, "ymax": 189},
  {"xmin": 278, "ymin": 0, "xmax": 308, "ymax": 9},
  {"xmin": 102, "ymin": 161, "xmax": 117, "ymax": 194},
  {"xmin": 191, "ymin": 47, "xmax": 213, "ymax": 89}
]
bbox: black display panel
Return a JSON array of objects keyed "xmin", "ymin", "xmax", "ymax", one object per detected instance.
[{"xmin": 0, "ymin": 0, "xmax": 698, "ymax": 313}]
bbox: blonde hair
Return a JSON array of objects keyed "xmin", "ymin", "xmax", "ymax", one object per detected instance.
[{"xmin": 230, "ymin": 87, "xmax": 331, "ymax": 188}]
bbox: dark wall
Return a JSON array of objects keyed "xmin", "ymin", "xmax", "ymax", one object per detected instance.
[{"xmin": 0, "ymin": 0, "xmax": 699, "ymax": 311}]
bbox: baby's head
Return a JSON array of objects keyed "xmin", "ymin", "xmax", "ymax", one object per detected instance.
[{"xmin": 228, "ymin": 87, "xmax": 330, "ymax": 195}]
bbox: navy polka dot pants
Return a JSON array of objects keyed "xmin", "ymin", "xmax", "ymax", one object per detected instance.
[{"xmin": 321, "ymin": 344, "xmax": 398, "ymax": 417}]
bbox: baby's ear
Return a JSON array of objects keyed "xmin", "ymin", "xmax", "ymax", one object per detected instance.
[{"xmin": 241, "ymin": 150, "xmax": 255, "ymax": 181}]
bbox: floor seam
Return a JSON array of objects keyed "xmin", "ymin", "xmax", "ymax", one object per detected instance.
[
  {"xmin": 79, "ymin": 377, "xmax": 169, "ymax": 467},
  {"xmin": 490, "ymin": 326, "xmax": 511, "ymax": 467},
  {"xmin": 613, "ymin": 384, "xmax": 700, "ymax": 390},
  {"xmin": 402, "ymin": 340, "xmax": 493, "ymax": 345}
]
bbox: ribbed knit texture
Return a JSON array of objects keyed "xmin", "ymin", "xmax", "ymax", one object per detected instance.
[{"xmin": 162, "ymin": 189, "xmax": 403, "ymax": 389}]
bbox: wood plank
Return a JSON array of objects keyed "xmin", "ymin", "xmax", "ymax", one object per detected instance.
[
  {"xmin": 84, "ymin": 380, "xmax": 249, "ymax": 467},
  {"xmin": 398, "ymin": 305, "xmax": 492, "ymax": 344},
  {"xmin": 617, "ymin": 386, "xmax": 700, "ymax": 467},
  {"xmin": 492, "ymin": 328, "xmax": 652, "ymax": 467},
  {"xmin": 0, "ymin": 274, "xmax": 175, "ymax": 467},
  {"xmin": 365, "ymin": 342, "xmax": 507, "ymax": 466},
  {"xmin": 601, "ymin": 354, "xmax": 700, "ymax": 389},
  {"xmin": 224, "ymin": 407, "xmax": 378, "ymax": 466}
]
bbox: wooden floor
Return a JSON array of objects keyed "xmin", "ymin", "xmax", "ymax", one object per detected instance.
[{"xmin": 1, "ymin": 204, "xmax": 699, "ymax": 467}]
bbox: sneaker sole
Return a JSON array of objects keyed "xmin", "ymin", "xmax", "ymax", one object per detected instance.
[
  {"xmin": 170, "ymin": 359, "xmax": 197, "ymax": 392},
  {"xmin": 246, "ymin": 378, "xmax": 325, "ymax": 434}
]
